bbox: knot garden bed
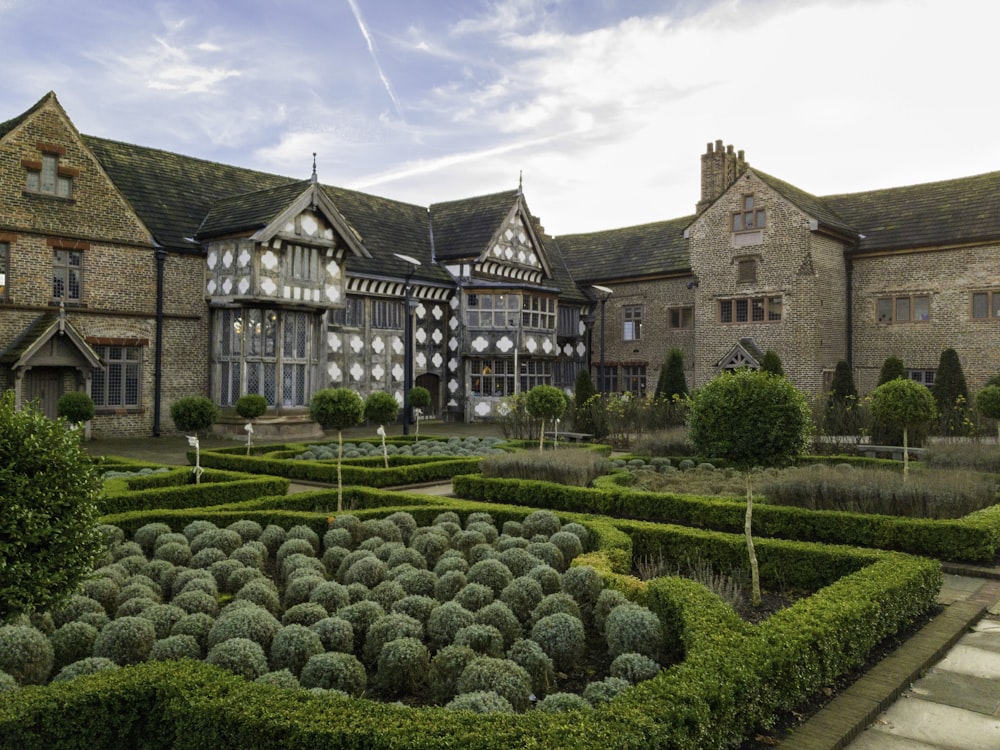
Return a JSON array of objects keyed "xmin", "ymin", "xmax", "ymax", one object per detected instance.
[{"xmin": 0, "ymin": 460, "xmax": 941, "ymax": 749}]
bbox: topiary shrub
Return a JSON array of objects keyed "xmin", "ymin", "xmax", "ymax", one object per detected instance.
[
  {"xmin": 154, "ymin": 541, "xmax": 193, "ymax": 567},
  {"xmin": 57, "ymin": 391, "xmax": 95, "ymax": 424},
  {"xmin": 257, "ymin": 525, "xmax": 287, "ymax": 557},
  {"xmin": 269, "ymin": 624, "xmax": 325, "ymax": 677},
  {"xmin": 456, "ymin": 656, "xmax": 532, "ymax": 712},
  {"xmin": 169, "ymin": 396, "xmax": 218, "ymax": 434},
  {"xmin": 256, "ymin": 669, "xmax": 299, "ymax": 689},
  {"xmin": 209, "ymin": 559, "xmax": 246, "ymax": 592},
  {"xmin": 139, "ymin": 603, "xmax": 186, "ymax": 639},
  {"xmin": 433, "ymin": 553, "xmax": 469, "ymax": 577},
  {"xmin": 80, "ymin": 577, "xmax": 120, "ymax": 615},
  {"xmin": 51, "ymin": 657, "xmax": 119, "ymax": 683},
  {"xmin": 527, "ymin": 565, "xmax": 563, "ymax": 596},
  {"xmin": 385, "ymin": 546, "xmax": 427, "ymax": 571},
  {"xmin": 299, "ymin": 652, "xmax": 367, "ymax": 695},
  {"xmin": 337, "ymin": 600, "xmax": 385, "ymax": 655},
  {"xmin": 282, "ymin": 574, "xmax": 326, "ymax": 610},
  {"xmin": 149, "ymin": 634, "xmax": 201, "ymax": 662},
  {"xmin": 171, "ymin": 568, "xmax": 216, "ymax": 598},
  {"xmin": 49, "ymin": 621, "xmax": 98, "ymax": 672},
  {"xmin": 206, "ymin": 637, "xmax": 269, "ymax": 680},
  {"xmin": 50, "ymin": 594, "xmax": 108, "ymax": 627},
  {"xmin": 0, "ymin": 671, "xmax": 17, "ymax": 692},
  {"xmin": 522, "ymin": 510, "xmax": 561, "ymax": 538},
  {"xmin": 227, "ymin": 519, "xmax": 264, "ymax": 543},
  {"xmin": 610, "ymin": 652, "xmax": 661, "ymax": 684},
  {"xmin": 497, "ymin": 548, "xmax": 541, "ymax": 578},
  {"xmin": 115, "ymin": 597, "xmax": 155, "ymax": 617},
  {"xmin": 466, "ymin": 559, "xmax": 513, "ymax": 598},
  {"xmin": 373, "ymin": 636, "xmax": 430, "ymax": 698},
  {"xmin": 445, "ymin": 690, "xmax": 514, "ymax": 714},
  {"xmin": 235, "ymin": 579, "xmax": 281, "ymax": 615},
  {"xmin": 281, "ymin": 602, "xmax": 329, "ymax": 628},
  {"xmin": 530, "ymin": 612, "xmax": 585, "ymax": 673},
  {"xmin": 500, "ymin": 576, "xmax": 544, "ymax": 624},
  {"xmin": 412, "ymin": 532, "xmax": 449, "ymax": 569},
  {"xmin": 391, "ymin": 595, "xmax": 439, "ymax": 627},
  {"xmin": 171, "ymin": 613, "xmax": 215, "ymax": 655},
  {"xmin": 427, "ymin": 601, "xmax": 475, "ymax": 652},
  {"xmin": 531, "ymin": 593, "xmax": 581, "ymax": 625},
  {"xmin": 582, "ymin": 676, "xmax": 631, "ymax": 705},
  {"xmin": 428, "ymin": 644, "xmax": 478, "ymax": 704},
  {"xmin": 362, "ymin": 613, "xmax": 423, "ymax": 667},
  {"xmin": 235, "ymin": 393, "xmax": 268, "ymax": 420},
  {"xmin": 526, "ymin": 542, "xmax": 565, "ymax": 572},
  {"xmin": 594, "ymin": 588, "xmax": 630, "ymax": 637},
  {"xmin": 308, "ymin": 581, "xmax": 350, "ymax": 615},
  {"xmin": 605, "ymin": 603, "xmax": 663, "ymax": 661},
  {"xmin": 561, "ymin": 565, "xmax": 602, "ymax": 623},
  {"xmin": 207, "ymin": 604, "xmax": 281, "ymax": 652},
  {"xmin": 133, "ymin": 523, "xmax": 173, "ymax": 556},
  {"xmin": 536, "ymin": 692, "xmax": 591, "ymax": 712},
  {"xmin": 367, "ymin": 580, "xmax": 407, "ymax": 612},
  {"xmin": 452, "ymin": 624, "xmax": 504, "ymax": 658},
  {"xmin": 309, "ymin": 617, "xmax": 354, "ymax": 654},
  {"xmin": 549, "ymin": 531, "xmax": 584, "ymax": 566},
  {"xmin": 507, "ymin": 637, "xmax": 556, "ymax": 698},
  {"xmin": 190, "ymin": 548, "xmax": 228, "ymax": 570},
  {"xmin": 225, "ymin": 566, "xmax": 265, "ymax": 594},
  {"xmin": 473, "ymin": 601, "xmax": 522, "ymax": 651},
  {"xmin": 452, "ymin": 583, "xmax": 494, "ymax": 612},
  {"xmin": 92, "ymin": 616, "xmax": 156, "ymax": 666},
  {"xmin": 434, "ymin": 570, "xmax": 467, "ymax": 603}
]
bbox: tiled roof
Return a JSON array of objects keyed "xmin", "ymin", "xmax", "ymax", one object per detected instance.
[
  {"xmin": 82, "ymin": 136, "xmax": 296, "ymax": 252},
  {"xmin": 430, "ymin": 190, "xmax": 520, "ymax": 261},
  {"xmin": 753, "ymin": 171, "xmax": 858, "ymax": 239},
  {"xmin": 553, "ymin": 215, "xmax": 693, "ymax": 283},
  {"xmin": 822, "ymin": 170, "xmax": 1000, "ymax": 253},
  {"xmin": 0, "ymin": 313, "xmax": 56, "ymax": 365},
  {"xmin": 197, "ymin": 180, "xmax": 313, "ymax": 239}
]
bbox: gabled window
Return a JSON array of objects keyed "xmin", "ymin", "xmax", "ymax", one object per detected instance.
[
  {"xmin": 53, "ymin": 249, "xmax": 82, "ymax": 301},
  {"xmin": 732, "ymin": 194, "xmax": 765, "ymax": 232},
  {"xmin": 24, "ymin": 145, "xmax": 75, "ymax": 198},
  {"xmin": 623, "ymin": 305, "xmax": 642, "ymax": 340}
]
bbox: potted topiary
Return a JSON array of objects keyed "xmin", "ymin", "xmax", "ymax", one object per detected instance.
[{"xmin": 169, "ymin": 396, "xmax": 218, "ymax": 436}]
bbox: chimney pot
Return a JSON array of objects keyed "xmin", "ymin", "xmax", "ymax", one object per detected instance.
[{"xmin": 715, "ymin": 139, "xmax": 723, "ymax": 151}]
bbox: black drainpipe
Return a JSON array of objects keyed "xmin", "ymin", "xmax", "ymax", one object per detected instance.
[
  {"xmin": 845, "ymin": 242, "xmax": 857, "ymax": 369},
  {"xmin": 153, "ymin": 245, "xmax": 167, "ymax": 437}
]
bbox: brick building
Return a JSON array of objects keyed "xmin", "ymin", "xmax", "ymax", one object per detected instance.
[{"xmin": 2, "ymin": 94, "xmax": 998, "ymax": 437}]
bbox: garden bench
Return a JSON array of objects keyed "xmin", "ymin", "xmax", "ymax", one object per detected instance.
[
  {"xmin": 854, "ymin": 444, "xmax": 925, "ymax": 461},
  {"xmin": 544, "ymin": 431, "xmax": 594, "ymax": 443}
]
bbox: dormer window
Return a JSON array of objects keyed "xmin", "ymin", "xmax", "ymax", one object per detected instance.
[
  {"xmin": 24, "ymin": 144, "xmax": 75, "ymax": 198},
  {"xmin": 732, "ymin": 194, "xmax": 765, "ymax": 232}
]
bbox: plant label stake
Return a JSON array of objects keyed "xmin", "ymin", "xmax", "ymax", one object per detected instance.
[{"xmin": 186, "ymin": 435, "xmax": 204, "ymax": 484}]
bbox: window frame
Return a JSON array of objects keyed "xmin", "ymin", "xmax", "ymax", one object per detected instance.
[
  {"xmin": 52, "ymin": 248, "xmax": 82, "ymax": 302},
  {"xmin": 623, "ymin": 304, "xmax": 643, "ymax": 341},
  {"xmin": 718, "ymin": 296, "xmax": 782, "ymax": 324},
  {"xmin": 668, "ymin": 305, "xmax": 693, "ymax": 329},
  {"xmin": 732, "ymin": 194, "xmax": 766, "ymax": 233},
  {"xmin": 24, "ymin": 148, "xmax": 74, "ymax": 198},
  {"xmin": 737, "ymin": 258, "xmax": 757, "ymax": 284},
  {"xmin": 971, "ymin": 291, "xmax": 1000, "ymax": 321},
  {"xmin": 372, "ymin": 298, "xmax": 405, "ymax": 330},
  {"xmin": 907, "ymin": 369, "xmax": 936, "ymax": 386},
  {"xmin": 621, "ymin": 365, "xmax": 646, "ymax": 395},
  {"xmin": 91, "ymin": 345, "xmax": 143, "ymax": 410},
  {"xmin": 876, "ymin": 294, "xmax": 931, "ymax": 324}
]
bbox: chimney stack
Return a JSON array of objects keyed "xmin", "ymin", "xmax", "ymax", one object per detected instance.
[{"xmin": 696, "ymin": 140, "xmax": 748, "ymax": 214}]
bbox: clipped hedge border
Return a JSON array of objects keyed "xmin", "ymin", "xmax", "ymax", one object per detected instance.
[
  {"xmin": 191, "ymin": 447, "xmax": 482, "ymax": 487},
  {"xmin": 453, "ymin": 473, "xmax": 1000, "ymax": 562}
]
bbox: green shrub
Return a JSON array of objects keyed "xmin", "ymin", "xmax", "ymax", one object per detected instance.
[
  {"xmin": 373, "ymin": 636, "xmax": 430, "ymax": 698},
  {"xmin": 536, "ymin": 692, "xmax": 591, "ymax": 712},
  {"xmin": 473, "ymin": 600, "xmax": 522, "ymax": 651},
  {"xmin": 269, "ymin": 624, "xmax": 325, "ymax": 677},
  {"xmin": 281, "ymin": 602, "xmax": 328, "ymax": 627},
  {"xmin": 79, "ymin": 577, "xmax": 119, "ymax": 615},
  {"xmin": 427, "ymin": 601, "xmax": 476, "ymax": 651},
  {"xmin": 453, "ymin": 583, "xmax": 494, "ymax": 612},
  {"xmin": 227, "ymin": 519, "xmax": 264, "ymax": 542},
  {"xmin": 362, "ymin": 613, "xmax": 423, "ymax": 666},
  {"xmin": 116, "ymin": 597, "xmax": 155, "ymax": 617},
  {"xmin": 154, "ymin": 541, "xmax": 193, "ymax": 566},
  {"xmin": 583, "ymin": 675, "xmax": 630, "ymax": 705},
  {"xmin": 299, "ymin": 652, "xmax": 366, "ymax": 695},
  {"xmin": 0, "ymin": 626, "xmax": 53, "ymax": 685},
  {"xmin": 225, "ymin": 566, "xmax": 265, "ymax": 594},
  {"xmin": 51, "ymin": 656, "xmax": 119, "ymax": 682},
  {"xmin": 530, "ymin": 612, "xmax": 585, "ymax": 673},
  {"xmin": 235, "ymin": 394, "xmax": 268, "ymax": 420},
  {"xmin": 550, "ymin": 531, "xmax": 584, "ymax": 565},
  {"xmin": 610, "ymin": 652, "xmax": 661, "ymax": 684},
  {"xmin": 172, "ymin": 591, "xmax": 219, "ymax": 620},
  {"xmin": 500, "ymin": 577, "xmax": 544, "ymax": 623},
  {"xmin": 337, "ymin": 600, "xmax": 385, "ymax": 654},
  {"xmin": 207, "ymin": 604, "xmax": 281, "ymax": 651},
  {"xmin": 433, "ymin": 553, "xmax": 469, "ymax": 577},
  {"xmin": 456, "ymin": 656, "xmax": 532, "ymax": 712},
  {"xmin": 445, "ymin": 690, "xmax": 514, "ymax": 713},
  {"xmin": 507, "ymin": 637, "xmax": 556, "ymax": 698},
  {"xmin": 255, "ymin": 668, "xmax": 299, "ymax": 689},
  {"xmin": 428, "ymin": 644, "xmax": 477, "ymax": 703},
  {"xmin": 434, "ymin": 570, "xmax": 466, "ymax": 603},
  {"xmin": 235, "ymin": 579, "xmax": 281, "ymax": 615},
  {"xmin": 391, "ymin": 595, "xmax": 439, "ymax": 626},
  {"xmin": 526, "ymin": 542, "xmax": 565, "ymax": 571},
  {"xmin": 605, "ymin": 603, "xmax": 663, "ymax": 660},
  {"xmin": 0, "ymin": 671, "xmax": 17, "ymax": 692},
  {"xmin": 93, "ymin": 616, "xmax": 156, "ymax": 666},
  {"xmin": 527, "ymin": 565, "xmax": 563, "ymax": 595},
  {"xmin": 171, "ymin": 612, "xmax": 215, "ymax": 654},
  {"xmin": 467, "ymin": 559, "xmax": 513, "ymax": 598},
  {"xmin": 496, "ymin": 548, "xmax": 540, "ymax": 578},
  {"xmin": 309, "ymin": 617, "xmax": 354, "ymax": 654},
  {"xmin": 50, "ymin": 594, "xmax": 108, "ymax": 627},
  {"xmin": 139, "ymin": 603, "xmax": 186, "ymax": 639},
  {"xmin": 50, "ymin": 621, "xmax": 99, "ymax": 672},
  {"xmin": 522, "ymin": 510, "xmax": 562, "ymax": 538},
  {"xmin": 531, "ymin": 593, "xmax": 581, "ymax": 624},
  {"xmin": 561, "ymin": 565, "xmax": 602, "ymax": 622},
  {"xmin": 343, "ymin": 556, "xmax": 387, "ymax": 589},
  {"xmin": 206, "ymin": 637, "xmax": 268, "ymax": 680},
  {"xmin": 257, "ymin": 524, "xmax": 287, "ymax": 556},
  {"xmin": 594, "ymin": 588, "xmax": 630, "ymax": 636},
  {"xmin": 149, "ymin": 634, "xmax": 201, "ymax": 662},
  {"xmin": 282, "ymin": 574, "xmax": 325, "ymax": 609},
  {"xmin": 57, "ymin": 391, "xmax": 95, "ymax": 424},
  {"xmin": 453, "ymin": 624, "xmax": 504, "ymax": 658},
  {"xmin": 190, "ymin": 547, "xmax": 228, "ymax": 569},
  {"xmin": 133, "ymin": 522, "xmax": 173, "ymax": 555},
  {"xmin": 169, "ymin": 396, "xmax": 218, "ymax": 433},
  {"xmin": 308, "ymin": 581, "xmax": 350, "ymax": 615}
]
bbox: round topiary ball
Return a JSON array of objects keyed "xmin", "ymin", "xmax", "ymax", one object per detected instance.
[
  {"xmin": 594, "ymin": 588, "xmax": 630, "ymax": 637},
  {"xmin": 269, "ymin": 624, "xmax": 325, "ymax": 677},
  {"xmin": 610, "ymin": 652, "xmax": 662, "ymax": 684},
  {"xmin": 257, "ymin": 525, "xmax": 287, "ymax": 557},
  {"xmin": 50, "ymin": 594, "xmax": 108, "ymax": 628},
  {"xmin": 473, "ymin": 601, "xmax": 522, "ymax": 651},
  {"xmin": 337, "ymin": 600, "xmax": 385, "ymax": 655},
  {"xmin": 535, "ymin": 692, "xmax": 591, "ymax": 713},
  {"xmin": 391, "ymin": 595, "xmax": 439, "ymax": 627},
  {"xmin": 428, "ymin": 644, "xmax": 477, "ymax": 704},
  {"xmin": 309, "ymin": 581, "xmax": 350, "ymax": 615},
  {"xmin": 527, "ymin": 565, "xmax": 563, "ymax": 596},
  {"xmin": 299, "ymin": 652, "xmax": 366, "ymax": 695},
  {"xmin": 282, "ymin": 575, "xmax": 326, "ymax": 610},
  {"xmin": 139, "ymin": 604, "xmax": 186, "ymax": 640},
  {"xmin": 255, "ymin": 668, "xmax": 299, "ymax": 689},
  {"xmin": 171, "ymin": 590, "xmax": 219, "ymax": 618},
  {"xmin": 207, "ymin": 604, "xmax": 281, "ymax": 652},
  {"xmin": 605, "ymin": 604, "xmax": 663, "ymax": 661},
  {"xmin": 80, "ymin": 577, "xmax": 120, "ymax": 615},
  {"xmin": 427, "ymin": 601, "xmax": 475, "ymax": 652},
  {"xmin": 154, "ymin": 542, "xmax": 192, "ymax": 567},
  {"xmin": 530, "ymin": 613, "xmax": 585, "ymax": 673},
  {"xmin": 456, "ymin": 656, "xmax": 532, "ymax": 712},
  {"xmin": 506, "ymin": 637, "xmax": 556, "ymax": 698},
  {"xmin": 522, "ymin": 511, "xmax": 561, "ymax": 538},
  {"xmin": 531, "ymin": 593, "xmax": 581, "ymax": 625},
  {"xmin": 434, "ymin": 570, "xmax": 466, "ymax": 603},
  {"xmin": 93, "ymin": 616, "xmax": 156, "ymax": 666},
  {"xmin": 549, "ymin": 531, "xmax": 584, "ymax": 566},
  {"xmin": 149, "ymin": 634, "xmax": 201, "ymax": 662},
  {"xmin": 432, "ymin": 553, "xmax": 469, "ymax": 577},
  {"xmin": 227, "ymin": 520, "xmax": 264, "ymax": 543},
  {"xmin": 452, "ymin": 583, "xmax": 494, "ymax": 613},
  {"xmin": 582, "ymin": 676, "xmax": 631, "ymax": 705},
  {"xmin": 343, "ymin": 555, "xmax": 387, "ymax": 590},
  {"xmin": 206, "ymin": 637, "xmax": 269, "ymax": 680},
  {"xmin": 466, "ymin": 559, "xmax": 513, "ymax": 599},
  {"xmin": 309, "ymin": 617, "xmax": 354, "ymax": 654},
  {"xmin": 497, "ymin": 548, "xmax": 541, "ymax": 578},
  {"xmin": 170, "ymin": 613, "xmax": 215, "ymax": 655},
  {"xmin": 282, "ymin": 602, "xmax": 329, "ymax": 628},
  {"xmin": 285, "ymin": 525, "xmax": 321, "ymax": 554},
  {"xmin": 445, "ymin": 690, "xmax": 514, "ymax": 713},
  {"xmin": 0, "ymin": 671, "xmax": 18, "ymax": 692},
  {"xmin": 367, "ymin": 580, "xmax": 407, "ymax": 612},
  {"xmin": 362, "ymin": 613, "xmax": 423, "ymax": 667},
  {"xmin": 49, "ymin": 621, "xmax": 98, "ymax": 672},
  {"xmin": 561, "ymin": 565, "xmax": 603, "ymax": 622},
  {"xmin": 191, "ymin": 528, "xmax": 243, "ymax": 557},
  {"xmin": 51, "ymin": 657, "xmax": 119, "ymax": 683},
  {"xmin": 134, "ymin": 523, "xmax": 173, "ymax": 556},
  {"xmin": 452, "ymin": 624, "xmax": 504, "ymax": 658},
  {"xmin": 235, "ymin": 579, "xmax": 281, "ymax": 615},
  {"xmin": 373, "ymin": 636, "xmax": 430, "ymax": 698},
  {"xmin": 500, "ymin": 576, "xmax": 544, "ymax": 624},
  {"xmin": 526, "ymin": 542, "xmax": 565, "ymax": 572}
]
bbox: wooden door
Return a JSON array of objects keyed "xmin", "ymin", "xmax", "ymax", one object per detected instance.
[{"xmin": 23, "ymin": 368, "xmax": 66, "ymax": 420}]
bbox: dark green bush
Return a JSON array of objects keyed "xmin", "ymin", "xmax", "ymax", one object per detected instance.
[
  {"xmin": 309, "ymin": 618, "xmax": 354, "ymax": 654},
  {"xmin": 92, "ymin": 616, "xmax": 156, "ymax": 666},
  {"xmin": 445, "ymin": 689, "xmax": 514, "ymax": 713},
  {"xmin": 235, "ymin": 394, "xmax": 268, "ymax": 420},
  {"xmin": 530, "ymin": 613, "xmax": 585, "ymax": 672},
  {"xmin": 456, "ymin": 656, "xmax": 533, "ymax": 712},
  {"xmin": 299, "ymin": 652, "xmax": 366, "ymax": 694},
  {"xmin": 51, "ymin": 656, "xmax": 118, "ymax": 683},
  {"xmin": 169, "ymin": 396, "xmax": 218, "ymax": 433},
  {"xmin": 373, "ymin": 636, "xmax": 430, "ymax": 698},
  {"xmin": 206, "ymin": 637, "xmax": 268, "ymax": 680},
  {"xmin": 149, "ymin": 634, "xmax": 201, "ymax": 662},
  {"xmin": 0, "ymin": 626, "xmax": 53, "ymax": 685},
  {"xmin": 269, "ymin": 625, "xmax": 324, "ymax": 677},
  {"xmin": 56, "ymin": 391, "xmax": 95, "ymax": 424}
]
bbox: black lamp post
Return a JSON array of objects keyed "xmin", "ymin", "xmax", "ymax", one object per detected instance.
[
  {"xmin": 592, "ymin": 285, "xmax": 613, "ymax": 395},
  {"xmin": 394, "ymin": 253, "xmax": 421, "ymax": 435}
]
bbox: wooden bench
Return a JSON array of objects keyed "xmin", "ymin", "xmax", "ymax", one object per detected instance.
[
  {"xmin": 543, "ymin": 431, "xmax": 594, "ymax": 443},
  {"xmin": 854, "ymin": 444, "xmax": 925, "ymax": 460}
]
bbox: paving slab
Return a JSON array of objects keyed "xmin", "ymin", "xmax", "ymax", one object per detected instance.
[
  {"xmin": 907, "ymin": 668, "xmax": 1000, "ymax": 716},
  {"xmin": 934, "ymin": 643, "xmax": 1000, "ymax": 680},
  {"xmin": 845, "ymin": 730, "xmax": 943, "ymax": 750},
  {"xmin": 957, "ymin": 628, "xmax": 1000, "ymax": 655},
  {"xmin": 868, "ymin": 698, "xmax": 1000, "ymax": 750}
]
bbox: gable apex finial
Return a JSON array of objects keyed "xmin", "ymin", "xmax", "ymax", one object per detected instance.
[
  {"xmin": 518, "ymin": 169, "xmax": 523, "ymax": 195},
  {"xmin": 311, "ymin": 153, "xmax": 318, "ymax": 184}
]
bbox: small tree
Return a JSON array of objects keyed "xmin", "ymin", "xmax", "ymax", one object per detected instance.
[
  {"xmin": 169, "ymin": 396, "xmax": 218, "ymax": 435},
  {"xmin": 687, "ymin": 370, "xmax": 811, "ymax": 605},
  {"xmin": 759, "ymin": 350, "xmax": 784, "ymax": 377},
  {"xmin": 525, "ymin": 385, "xmax": 567, "ymax": 452},
  {"xmin": 309, "ymin": 388, "xmax": 364, "ymax": 511},
  {"xmin": 824, "ymin": 360, "xmax": 859, "ymax": 437},
  {"xmin": 932, "ymin": 348, "xmax": 969, "ymax": 436},
  {"xmin": 975, "ymin": 385, "xmax": 1000, "ymax": 444},
  {"xmin": 56, "ymin": 392, "xmax": 95, "ymax": 426},
  {"xmin": 0, "ymin": 392, "xmax": 105, "ymax": 621},
  {"xmin": 869, "ymin": 379, "xmax": 937, "ymax": 480},
  {"xmin": 408, "ymin": 386, "xmax": 432, "ymax": 442},
  {"xmin": 364, "ymin": 391, "xmax": 400, "ymax": 468},
  {"xmin": 871, "ymin": 355, "xmax": 907, "ymax": 444},
  {"xmin": 573, "ymin": 370, "xmax": 597, "ymax": 433},
  {"xmin": 877, "ymin": 355, "xmax": 906, "ymax": 385},
  {"xmin": 654, "ymin": 349, "xmax": 687, "ymax": 401},
  {"xmin": 235, "ymin": 394, "xmax": 268, "ymax": 455}
]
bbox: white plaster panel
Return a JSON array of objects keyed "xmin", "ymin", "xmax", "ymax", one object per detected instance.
[
  {"xmin": 471, "ymin": 336, "xmax": 488, "ymax": 353},
  {"xmin": 350, "ymin": 363, "xmax": 364, "ymax": 381},
  {"xmin": 262, "ymin": 250, "xmax": 279, "ymax": 271},
  {"xmin": 260, "ymin": 277, "xmax": 277, "ymax": 296},
  {"xmin": 372, "ymin": 336, "xmax": 385, "ymax": 354},
  {"xmin": 351, "ymin": 335, "xmax": 364, "ymax": 353}
]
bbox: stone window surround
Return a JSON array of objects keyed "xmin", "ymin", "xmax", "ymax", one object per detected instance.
[
  {"xmin": 876, "ymin": 294, "xmax": 930, "ymax": 324},
  {"xmin": 623, "ymin": 304, "xmax": 643, "ymax": 341},
  {"xmin": 718, "ymin": 295, "xmax": 782, "ymax": 324},
  {"xmin": 50, "ymin": 238, "xmax": 88, "ymax": 304},
  {"xmin": 87, "ymin": 338, "xmax": 148, "ymax": 412},
  {"xmin": 23, "ymin": 142, "xmax": 78, "ymax": 199},
  {"xmin": 732, "ymin": 193, "xmax": 766, "ymax": 233},
  {"xmin": 668, "ymin": 305, "xmax": 694, "ymax": 329},
  {"xmin": 970, "ymin": 290, "xmax": 1000, "ymax": 320}
]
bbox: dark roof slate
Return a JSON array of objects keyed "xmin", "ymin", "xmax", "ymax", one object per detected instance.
[
  {"xmin": 197, "ymin": 180, "xmax": 312, "ymax": 239},
  {"xmin": 0, "ymin": 313, "xmax": 56, "ymax": 365},
  {"xmin": 553, "ymin": 215, "xmax": 693, "ymax": 283},
  {"xmin": 753, "ymin": 171, "xmax": 858, "ymax": 239},
  {"xmin": 430, "ymin": 190, "xmax": 520, "ymax": 261}
]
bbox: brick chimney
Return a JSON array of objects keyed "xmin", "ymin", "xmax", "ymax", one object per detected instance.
[{"xmin": 696, "ymin": 140, "xmax": 748, "ymax": 214}]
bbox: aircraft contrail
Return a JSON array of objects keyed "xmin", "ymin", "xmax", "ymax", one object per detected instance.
[{"xmin": 345, "ymin": 0, "xmax": 406, "ymax": 123}]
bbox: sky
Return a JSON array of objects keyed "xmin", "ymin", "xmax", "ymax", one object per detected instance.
[{"xmin": 1, "ymin": 0, "xmax": 998, "ymax": 236}]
